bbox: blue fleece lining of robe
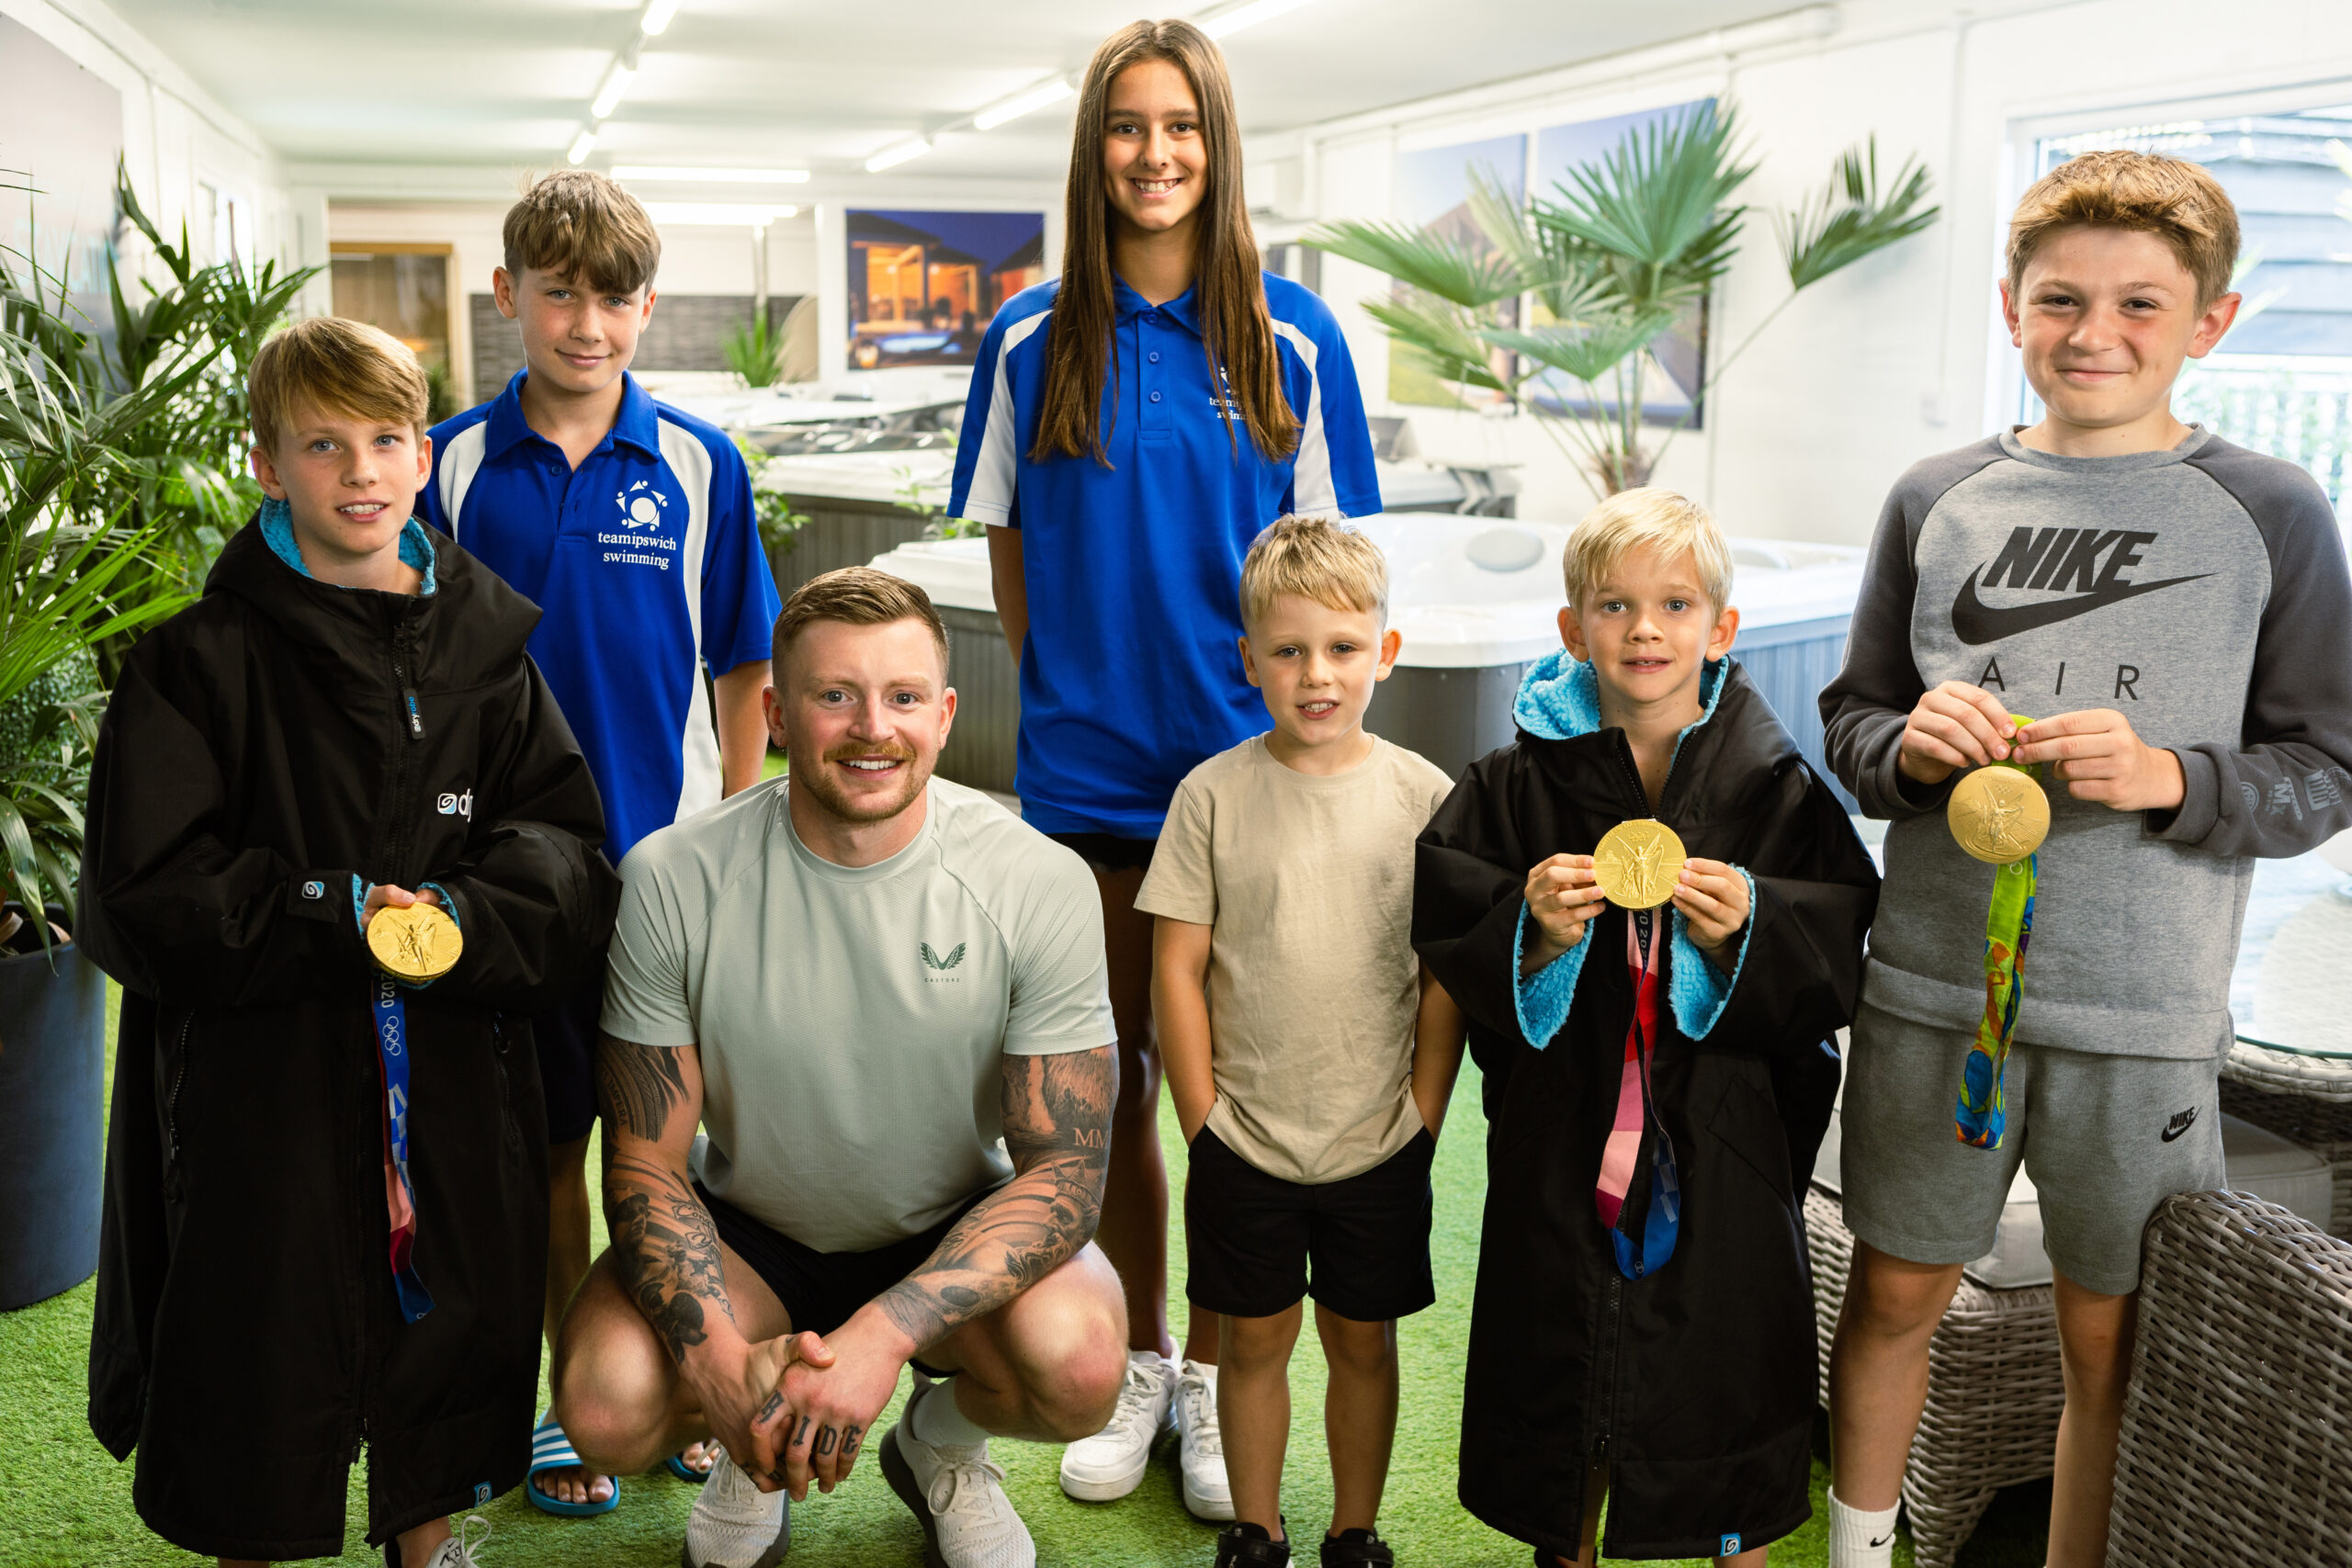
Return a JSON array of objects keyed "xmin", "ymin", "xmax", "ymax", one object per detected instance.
[
  {"xmin": 1510, "ymin": 649, "xmax": 1756, "ymax": 1046},
  {"xmin": 260, "ymin": 497, "xmax": 437, "ymax": 595}
]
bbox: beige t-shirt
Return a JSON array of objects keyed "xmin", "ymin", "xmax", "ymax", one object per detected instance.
[{"xmin": 1136, "ymin": 733, "xmax": 1454, "ymax": 1184}]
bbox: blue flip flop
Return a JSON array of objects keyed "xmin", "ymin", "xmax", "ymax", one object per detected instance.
[
  {"xmin": 528, "ymin": 1411, "xmax": 620, "ymax": 1517},
  {"xmin": 665, "ymin": 1446, "xmax": 714, "ymax": 1484}
]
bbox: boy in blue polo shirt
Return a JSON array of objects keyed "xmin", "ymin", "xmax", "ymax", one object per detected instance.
[{"xmin": 424, "ymin": 168, "xmax": 780, "ymax": 1516}]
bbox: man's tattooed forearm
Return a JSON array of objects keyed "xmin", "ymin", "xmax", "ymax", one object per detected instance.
[
  {"xmin": 606, "ymin": 1152, "xmax": 737, "ymax": 1363},
  {"xmin": 595, "ymin": 1034, "xmax": 690, "ymax": 1139},
  {"xmin": 874, "ymin": 1047, "xmax": 1115, "ymax": 1349}
]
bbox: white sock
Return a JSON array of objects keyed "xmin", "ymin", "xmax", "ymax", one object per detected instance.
[
  {"xmin": 1826, "ymin": 1489, "xmax": 1900, "ymax": 1568},
  {"xmin": 910, "ymin": 1374, "xmax": 991, "ymax": 1449}
]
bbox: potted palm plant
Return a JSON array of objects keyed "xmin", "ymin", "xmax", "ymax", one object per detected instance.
[
  {"xmin": 0, "ymin": 168, "xmax": 310, "ymax": 1307},
  {"xmin": 1306, "ymin": 102, "xmax": 1940, "ymax": 499}
]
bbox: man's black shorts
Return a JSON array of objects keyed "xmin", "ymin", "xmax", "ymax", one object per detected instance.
[
  {"xmin": 531, "ymin": 976, "xmax": 604, "ymax": 1146},
  {"xmin": 1046, "ymin": 831, "xmax": 1157, "ymax": 875},
  {"xmin": 1183, "ymin": 1125, "xmax": 1436, "ymax": 1323},
  {"xmin": 699, "ymin": 1182, "xmax": 983, "ymax": 1372}
]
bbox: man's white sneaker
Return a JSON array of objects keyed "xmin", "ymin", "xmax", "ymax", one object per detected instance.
[
  {"xmin": 683, "ymin": 1446, "xmax": 790, "ymax": 1568},
  {"xmin": 882, "ymin": 1377, "xmax": 1035, "ymax": 1568},
  {"xmin": 418, "ymin": 1516, "xmax": 492, "ymax": 1568},
  {"xmin": 1175, "ymin": 1358, "xmax": 1234, "ymax": 1520},
  {"xmin": 1057, "ymin": 1350, "xmax": 1175, "ymax": 1501}
]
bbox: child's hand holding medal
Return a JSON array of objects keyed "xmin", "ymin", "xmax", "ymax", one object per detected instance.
[
  {"xmin": 1521, "ymin": 853, "xmax": 1605, "ymax": 976},
  {"xmin": 363, "ymin": 883, "xmax": 464, "ymax": 981}
]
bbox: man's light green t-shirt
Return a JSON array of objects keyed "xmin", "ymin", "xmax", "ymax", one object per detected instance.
[
  {"xmin": 601, "ymin": 776, "xmax": 1115, "ymax": 1253},
  {"xmin": 1136, "ymin": 734, "xmax": 1454, "ymax": 1184}
]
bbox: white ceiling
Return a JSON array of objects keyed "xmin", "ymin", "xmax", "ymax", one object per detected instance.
[{"xmin": 115, "ymin": 0, "xmax": 1807, "ymax": 195}]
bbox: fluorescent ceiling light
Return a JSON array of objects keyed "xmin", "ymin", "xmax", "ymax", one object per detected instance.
[
  {"xmin": 973, "ymin": 76, "xmax": 1074, "ymax": 131},
  {"xmin": 567, "ymin": 129, "xmax": 598, "ymax": 165},
  {"xmin": 643, "ymin": 202, "xmax": 797, "ymax": 226},
  {"xmin": 865, "ymin": 137, "xmax": 933, "ymax": 173},
  {"xmin": 591, "ymin": 62, "xmax": 637, "ymax": 120},
  {"xmin": 612, "ymin": 165, "xmax": 809, "ymax": 184},
  {"xmin": 639, "ymin": 0, "xmax": 682, "ymax": 35},
  {"xmin": 1197, "ymin": 0, "xmax": 1321, "ymax": 39}
]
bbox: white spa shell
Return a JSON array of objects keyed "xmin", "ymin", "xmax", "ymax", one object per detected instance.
[{"xmin": 868, "ymin": 513, "xmax": 1866, "ymax": 670}]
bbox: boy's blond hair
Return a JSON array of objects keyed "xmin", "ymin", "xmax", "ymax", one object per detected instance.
[
  {"xmin": 247, "ymin": 316, "xmax": 428, "ymax": 457},
  {"xmin": 2007, "ymin": 149, "xmax": 2239, "ymax": 309},
  {"xmin": 503, "ymin": 169, "xmax": 662, "ymax": 294},
  {"xmin": 1563, "ymin": 487, "xmax": 1733, "ymax": 612},
  {"xmin": 1239, "ymin": 514, "xmax": 1389, "ymax": 628}
]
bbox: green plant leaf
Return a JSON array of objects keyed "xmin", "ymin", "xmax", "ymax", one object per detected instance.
[
  {"xmin": 1360, "ymin": 293, "xmax": 1515, "ymax": 395},
  {"xmin": 1778, "ymin": 136, "xmax": 1941, "ymax": 290},
  {"xmin": 1532, "ymin": 99, "xmax": 1755, "ymax": 299},
  {"xmin": 1301, "ymin": 220, "xmax": 1527, "ymax": 307},
  {"xmin": 1484, "ymin": 306, "xmax": 1678, "ymax": 385}
]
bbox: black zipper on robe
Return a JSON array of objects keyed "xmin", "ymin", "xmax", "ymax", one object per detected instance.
[{"xmin": 349, "ymin": 601, "xmax": 429, "ymax": 1468}]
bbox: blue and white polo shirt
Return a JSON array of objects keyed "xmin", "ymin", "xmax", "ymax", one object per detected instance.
[
  {"xmin": 424, "ymin": 371, "xmax": 781, "ymax": 863},
  {"xmin": 947, "ymin": 273, "xmax": 1381, "ymax": 838}
]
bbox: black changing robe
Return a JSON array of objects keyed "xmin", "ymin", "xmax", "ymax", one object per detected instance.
[
  {"xmin": 1414, "ymin": 657, "xmax": 1877, "ymax": 1562},
  {"xmin": 79, "ymin": 519, "xmax": 619, "ymax": 1560}
]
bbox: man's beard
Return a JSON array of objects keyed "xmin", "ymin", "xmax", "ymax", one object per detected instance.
[{"xmin": 793, "ymin": 740, "xmax": 931, "ymax": 826}]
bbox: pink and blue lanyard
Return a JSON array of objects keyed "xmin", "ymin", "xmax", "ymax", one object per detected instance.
[
  {"xmin": 371, "ymin": 976, "xmax": 435, "ymax": 1323},
  {"xmin": 1593, "ymin": 908, "xmax": 1681, "ymax": 1280}
]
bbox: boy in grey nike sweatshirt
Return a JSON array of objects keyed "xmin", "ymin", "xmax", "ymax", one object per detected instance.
[{"xmin": 1815, "ymin": 150, "xmax": 2352, "ymax": 1568}]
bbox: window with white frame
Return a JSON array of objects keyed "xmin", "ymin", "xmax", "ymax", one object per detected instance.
[{"xmin": 2025, "ymin": 103, "xmax": 2352, "ymax": 507}]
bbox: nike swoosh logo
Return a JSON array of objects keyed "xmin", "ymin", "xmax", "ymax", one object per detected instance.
[
  {"xmin": 1870, "ymin": 1533, "xmax": 1896, "ymax": 1549},
  {"xmin": 2160, "ymin": 1124, "xmax": 2191, "ymax": 1142},
  {"xmin": 1949, "ymin": 565, "xmax": 2211, "ymax": 646}
]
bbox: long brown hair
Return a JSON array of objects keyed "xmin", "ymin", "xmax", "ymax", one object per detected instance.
[{"xmin": 1029, "ymin": 19, "xmax": 1299, "ymax": 467}]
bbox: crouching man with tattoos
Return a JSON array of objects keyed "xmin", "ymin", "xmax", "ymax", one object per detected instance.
[{"xmin": 552, "ymin": 568, "xmax": 1127, "ymax": 1568}]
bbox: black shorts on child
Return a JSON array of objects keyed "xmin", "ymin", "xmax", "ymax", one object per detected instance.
[{"xmin": 1183, "ymin": 1125, "xmax": 1436, "ymax": 1322}]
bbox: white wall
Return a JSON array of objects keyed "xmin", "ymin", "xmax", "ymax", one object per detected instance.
[
  {"xmin": 2, "ymin": 0, "xmax": 304, "ymax": 302},
  {"xmin": 1277, "ymin": 0, "xmax": 2352, "ymax": 542}
]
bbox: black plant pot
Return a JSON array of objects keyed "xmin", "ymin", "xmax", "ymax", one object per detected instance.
[{"xmin": 0, "ymin": 905, "xmax": 107, "ymax": 1310}]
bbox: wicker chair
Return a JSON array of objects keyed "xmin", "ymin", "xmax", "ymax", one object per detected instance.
[
  {"xmin": 2106, "ymin": 1190, "xmax": 2352, "ymax": 1566},
  {"xmin": 2219, "ymin": 1042, "xmax": 2352, "ymax": 1237},
  {"xmin": 1804, "ymin": 1184, "xmax": 2066, "ymax": 1568}
]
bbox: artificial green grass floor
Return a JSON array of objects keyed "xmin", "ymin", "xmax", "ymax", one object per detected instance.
[{"xmin": 0, "ymin": 990, "xmax": 2052, "ymax": 1566}]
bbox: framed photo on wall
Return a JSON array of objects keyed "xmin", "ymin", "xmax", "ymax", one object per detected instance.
[{"xmin": 846, "ymin": 209, "xmax": 1046, "ymax": 368}]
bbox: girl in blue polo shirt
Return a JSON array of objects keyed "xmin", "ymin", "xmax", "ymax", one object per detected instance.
[{"xmin": 946, "ymin": 16, "xmax": 1381, "ymax": 1559}]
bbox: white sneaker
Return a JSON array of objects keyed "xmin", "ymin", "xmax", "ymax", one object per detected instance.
[
  {"xmin": 419, "ymin": 1516, "xmax": 492, "ymax": 1567},
  {"xmin": 882, "ymin": 1376, "xmax": 1035, "ymax": 1568},
  {"xmin": 683, "ymin": 1446, "xmax": 790, "ymax": 1568},
  {"xmin": 1174, "ymin": 1358, "xmax": 1234, "ymax": 1520},
  {"xmin": 1057, "ymin": 1350, "xmax": 1176, "ymax": 1501}
]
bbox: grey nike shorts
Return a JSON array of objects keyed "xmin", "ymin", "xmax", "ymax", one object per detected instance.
[{"xmin": 1839, "ymin": 1001, "xmax": 2225, "ymax": 1295}]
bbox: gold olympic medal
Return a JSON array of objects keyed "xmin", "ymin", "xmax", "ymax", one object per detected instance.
[
  {"xmin": 1592, "ymin": 818, "xmax": 1689, "ymax": 909},
  {"xmin": 1948, "ymin": 765, "xmax": 2050, "ymax": 865},
  {"xmin": 368, "ymin": 900, "xmax": 463, "ymax": 982}
]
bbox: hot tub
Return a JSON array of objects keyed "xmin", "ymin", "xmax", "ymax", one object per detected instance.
[{"xmin": 867, "ymin": 513, "xmax": 1865, "ymax": 801}]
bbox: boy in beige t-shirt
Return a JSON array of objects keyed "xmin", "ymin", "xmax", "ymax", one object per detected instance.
[{"xmin": 1138, "ymin": 516, "xmax": 1466, "ymax": 1568}]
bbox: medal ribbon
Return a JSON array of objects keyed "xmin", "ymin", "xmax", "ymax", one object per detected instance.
[
  {"xmin": 371, "ymin": 976, "xmax": 435, "ymax": 1322},
  {"xmin": 1596, "ymin": 908, "xmax": 1681, "ymax": 1279},
  {"xmin": 1955, "ymin": 851, "xmax": 2036, "ymax": 1150}
]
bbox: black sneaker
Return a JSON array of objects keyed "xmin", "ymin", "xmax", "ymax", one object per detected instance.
[
  {"xmin": 1215, "ymin": 1520, "xmax": 1294, "ymax": 1567},
  {"xmin": 1321, "ymin": 1528, "xmax": 1395, "ymax": 1567}
]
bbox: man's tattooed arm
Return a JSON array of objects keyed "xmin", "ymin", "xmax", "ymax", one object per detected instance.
[
  {"xmin": 871, "ymin": 1045, "xmax": 1115, "ymax": 1352},
  {"xmin": 595, "ymin": 1032, "xmax": 735, "ymax": 1364}
]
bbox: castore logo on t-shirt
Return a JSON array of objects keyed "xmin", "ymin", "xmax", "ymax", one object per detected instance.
[{"xmin": 921, "ymin": 942, "xmax": 967, "ymax": 982}]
